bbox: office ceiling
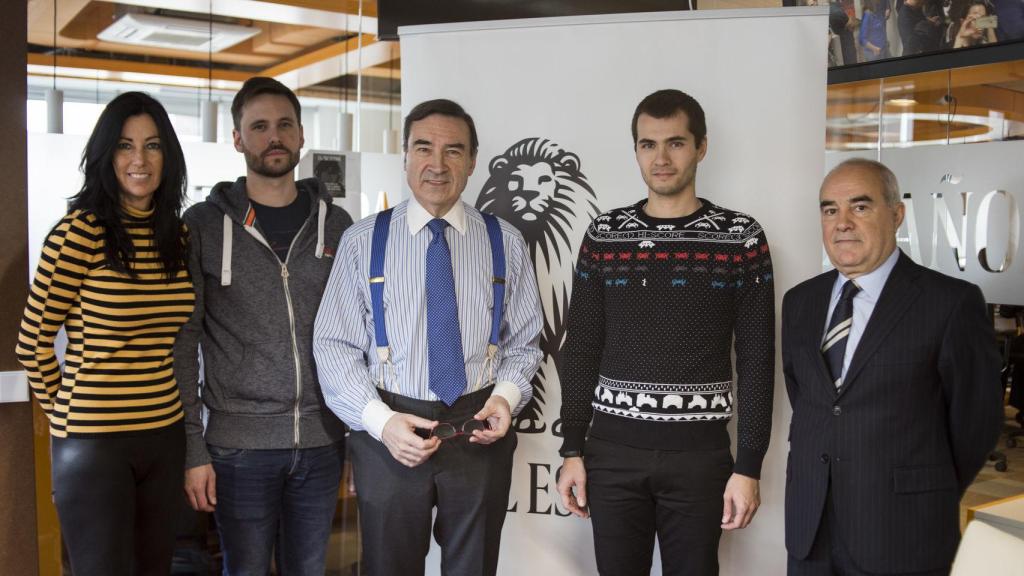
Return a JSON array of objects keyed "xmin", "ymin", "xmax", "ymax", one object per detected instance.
[
  {"xmin": 27, "ymin": 0, "xmax": 1024, "ymax": 147},
  {"xmin": 27, "ymin": 0, "xmax": 399, "ymax": 101},
  {"xmin": 25, "ymin": 0, "xmax": 772, "ymax": 102}
]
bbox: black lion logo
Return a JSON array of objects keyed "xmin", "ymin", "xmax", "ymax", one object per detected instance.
[{"xmin": 476, "ymin": 138, "xmax": 600, "ymax": 434}]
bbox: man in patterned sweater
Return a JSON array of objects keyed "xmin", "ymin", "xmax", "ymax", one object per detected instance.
[{"xmin": 556, "ymin": 89, "xmax": 775, "ymax": 575}]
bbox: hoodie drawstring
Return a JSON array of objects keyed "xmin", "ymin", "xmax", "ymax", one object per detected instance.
[
  {"xmin": 221, "ymin": 214, "xmax": 233, "ymax": 286},
  {"xmin": 316, "ymin": 199, "xmax": 326, "ymax": 259}
]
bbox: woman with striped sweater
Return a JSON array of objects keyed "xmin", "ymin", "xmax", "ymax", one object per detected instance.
[{"xmin": 16, "ymin": 92, "xmax": 193, "ymax": 576}]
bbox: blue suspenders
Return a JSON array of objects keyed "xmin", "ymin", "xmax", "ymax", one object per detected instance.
[
  {"xmin": 368, "ymin": 208, "xmax": 506, "ymax": 372},
  {"xmin": 483, "ymin": 213, "xmax": 506, "ymax": 352},
  {"xmin": 368, "ymin": 208, "xmax": 393, "ymax": 361}
]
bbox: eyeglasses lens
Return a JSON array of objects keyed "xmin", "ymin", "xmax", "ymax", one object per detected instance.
[
  {"xmin": 431, "ymin": 419, "xmax": 489, "ymax": 440},
  {"xmin": 433, "ymin": 423, "xmax": 457, "ymax": 440},
  {"xmin": 463, "ymin": 420, "xmax": 487, "ymax": 434}
]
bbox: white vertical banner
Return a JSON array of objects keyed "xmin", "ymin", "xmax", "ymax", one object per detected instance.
[{"xmin": 401, "ymin": 8, "xmax": 828, "ymax": 575}]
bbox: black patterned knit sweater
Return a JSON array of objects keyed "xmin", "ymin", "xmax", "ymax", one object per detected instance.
[{"xmin": 559, "ymin": 198, "xmax": 775, "ymax": 478}]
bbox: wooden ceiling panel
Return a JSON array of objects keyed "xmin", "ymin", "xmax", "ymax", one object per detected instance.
[
  {"xmin": 362, "ymin": 63, "xmax": 401, "ymax": 79},
  {"xmin": 265, "ymin": 22, "xmax": 341, "ymax": 45},
  {"xmin": 251, "ymin": 22, "xmax": 305, "ymax": 56},
  {"xmin": 28, "ymin": 1, "xmax": 368, "ymax": 68},
  {"xmin": 26, "ymin": 52, "xmax": 251, "ymax": 81},
  {"xmin": 26, "ymin": 0, "xmax": 90, "ymax": 46},
  {"xmin": 260, "ymin": 33, "xmax": 374, "ymax": 76},
  {"xmin": 273, "ymin": 0, "xmax": 378, "ymax": 17},
  {"xmin": 57, "ymin": 1, "xmax": 114, "ymax": 41},
  {"xmin": 25, "ymin": 1, "xmax": 394, "ymax": 99}
]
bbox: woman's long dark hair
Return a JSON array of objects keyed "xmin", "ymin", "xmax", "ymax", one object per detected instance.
[{"xmin": 69, "ymin": 91, "xmax": 188, "ymax": 277}]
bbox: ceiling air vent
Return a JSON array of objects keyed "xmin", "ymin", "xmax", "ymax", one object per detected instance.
[{"xmin": 98, "ymin": 13, "xmax": 260, "ymax": 53}]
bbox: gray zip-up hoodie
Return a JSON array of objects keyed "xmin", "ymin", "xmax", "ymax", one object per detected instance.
[{"xmin": 175, "ymin": 177, "xmax": 352, "ymax": 469}]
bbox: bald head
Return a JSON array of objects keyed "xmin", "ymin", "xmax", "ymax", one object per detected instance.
[{"xmin": 821, "ymin": 158, "xmax": 900, "ymax": 207}]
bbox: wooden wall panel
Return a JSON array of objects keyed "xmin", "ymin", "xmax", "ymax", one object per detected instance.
[{"xmin": 0, "ymin": 0, "xmax": 39, "ymax": 575}]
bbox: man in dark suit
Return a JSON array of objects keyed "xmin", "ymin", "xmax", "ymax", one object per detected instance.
[{"xmin": 783, "ymin": 158, "xmax": 1003, "ymax": 575}]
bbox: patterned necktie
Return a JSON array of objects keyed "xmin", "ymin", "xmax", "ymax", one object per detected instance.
[
  {"xmin": 822, "ymin": 280, "xmax": 861, "ymax": 388},
  {"xmin": 425, "ymin": 218, "xmax": 467, "ymax": 406}
]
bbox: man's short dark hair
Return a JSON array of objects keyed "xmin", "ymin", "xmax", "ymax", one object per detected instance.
[
  {"xmin": 403, "ymin": 99, "xmax": 478, "ymax": 156},
  {"xmin": 631, "ymin": 89, "xmax": 707, "ymax": 147},
  {"xmin": 231, "ymin": 76, "xmax": 302, "ymax": 130}
]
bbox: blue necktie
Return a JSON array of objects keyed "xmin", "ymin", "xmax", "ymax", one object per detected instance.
[
  {"xmin": 822, "ymin": 280, "xmax": 861, "ymax": 388},
  {"xmin": 425, "ymin": 218, "xmax": 467, "ymax": 406}
]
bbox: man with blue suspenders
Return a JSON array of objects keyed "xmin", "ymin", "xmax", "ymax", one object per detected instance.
[{"xmin": 313, "ymin": 99, "xmax": 543, "ymax": 576}]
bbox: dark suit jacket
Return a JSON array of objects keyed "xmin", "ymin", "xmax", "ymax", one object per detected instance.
[{"xmin": 782, "ymin": 250, "xmax": 1002, "ymax": 573}]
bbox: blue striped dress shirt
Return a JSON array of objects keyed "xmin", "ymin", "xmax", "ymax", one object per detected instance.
[{"xmin": 313, "ymin": 198, "xmax": 543, "ymax": 439}]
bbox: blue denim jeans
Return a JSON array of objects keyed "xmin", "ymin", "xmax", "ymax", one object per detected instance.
[{"xmin": 208, "ymin": 442, "xmax": 343, "ymax": 576}]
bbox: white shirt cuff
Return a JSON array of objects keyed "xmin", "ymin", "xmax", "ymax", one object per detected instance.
[
  {"xmin": 490, "ymin": 381, "xmax": 522, "ymax": 415},
  {"xmin": 362, "ymin": 399, "xmax": 398, "ymax": 441}
]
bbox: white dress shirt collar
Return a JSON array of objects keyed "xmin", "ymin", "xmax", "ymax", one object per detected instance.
[
  {"xmin": 833, "ymin": 247, "xmax": 900, "ymax": 302},
  {"xmin": 406, "ymin": 195, "xmax": 467, "ymax": 236}
]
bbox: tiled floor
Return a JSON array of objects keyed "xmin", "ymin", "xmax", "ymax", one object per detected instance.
[{"xmin": 961, "ymin": 406, "xmax": 1024, "ymax": 529}]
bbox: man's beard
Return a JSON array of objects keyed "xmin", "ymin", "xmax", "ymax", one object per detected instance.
[{"xmin": 245, "ymin": 144, "xmax": 300, "ymax": 178}]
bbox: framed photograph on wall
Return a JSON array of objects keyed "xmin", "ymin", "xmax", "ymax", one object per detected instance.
[{"xmin": 313, "ymin": 152, "xmax": 346, "ymax": 198}]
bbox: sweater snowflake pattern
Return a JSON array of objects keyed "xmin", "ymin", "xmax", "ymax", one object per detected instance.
[{"xmin": 559, "ymin": 199, "xmax": 775, "ymax": 478}]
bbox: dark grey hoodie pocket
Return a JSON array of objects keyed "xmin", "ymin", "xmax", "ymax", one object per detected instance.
[{"xmin": 225, "ymin": 339, "xmax": 295, "ymax": 415}]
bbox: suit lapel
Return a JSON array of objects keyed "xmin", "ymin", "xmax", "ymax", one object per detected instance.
[
  {"xmin": 806, "ymin": 270, "xmax": 839, "ymax": 395},
  {"xmin": 837, "ymin": 251, "xmax": 921, "ymax": 398}
]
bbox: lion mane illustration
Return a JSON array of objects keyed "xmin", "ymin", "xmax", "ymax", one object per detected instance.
[{"xmin": 476, "ymin": 137, "xmax": 600, "ymax": 434}]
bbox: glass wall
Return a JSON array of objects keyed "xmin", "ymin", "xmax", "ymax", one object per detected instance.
[
  {"xmin": 26, "ymin": 75, "xmax": 401, "ymax": 152},
  {"xmin": 827, "ymin": 58, "xmax": 1024, "ymax": 149}
]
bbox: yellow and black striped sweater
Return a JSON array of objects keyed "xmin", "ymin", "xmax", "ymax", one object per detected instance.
[{"xmin": 16, "ymin": 208, "xmax": 194, "ymax": 437}]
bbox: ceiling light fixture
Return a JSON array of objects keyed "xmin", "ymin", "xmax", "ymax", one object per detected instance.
[
  {"xmin": 338, "ymin": 11, "xmax": 353, "ymax": 152},
  {"xmin": 46, "ymin": 0, "xmax": 63, "ymax": 134},
  {"xmin": 200, "ymin": 0, "xmax": 217, "ymax": 142}
]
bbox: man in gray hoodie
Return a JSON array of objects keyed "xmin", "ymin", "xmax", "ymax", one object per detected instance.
[{"xmin": 175, "ymin": 77, "xmax": 352, "ymax": 575}]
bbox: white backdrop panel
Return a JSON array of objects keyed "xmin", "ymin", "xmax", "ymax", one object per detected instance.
[{"xmin": 401, "ymin": 8, "xmax": 828, "ymax": 575}]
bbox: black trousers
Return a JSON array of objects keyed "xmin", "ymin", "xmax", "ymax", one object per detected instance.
[
  {"xmin": 349, "ymin": 388, "xmax": 517, "ymax": 576},
  {"xmin": 50, "ymin": 421, "xmax": 185, "ymax": 576},
  {"xmin": 585, "ymin": 436, "xmax": 733, "ymax": 576},
  {"xmin": 788, "ymin": 491, "xmax": 950, "ymax": 576}
]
